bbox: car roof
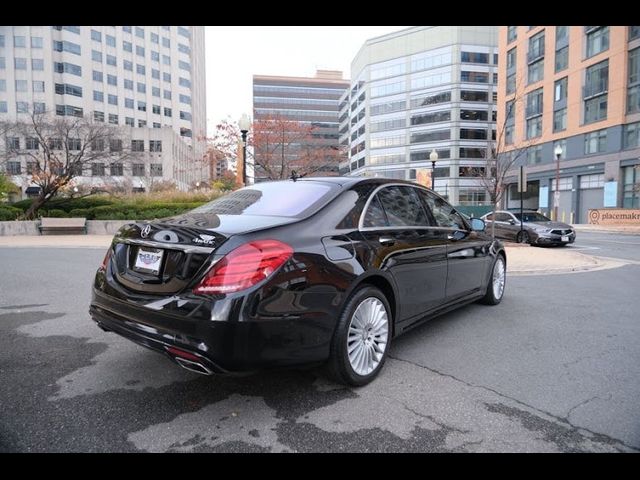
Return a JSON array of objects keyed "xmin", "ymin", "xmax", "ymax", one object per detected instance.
[{"xmin": 279, "ymin": 176, "xmax": 430, "ymax": 189}]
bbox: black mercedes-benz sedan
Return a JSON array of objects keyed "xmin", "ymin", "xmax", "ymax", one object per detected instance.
[{"xmin": 90, "ymin": 177, "xmax": 506, "ymax": 386}]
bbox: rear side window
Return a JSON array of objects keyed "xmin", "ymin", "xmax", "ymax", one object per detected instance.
[
  {"xmin": 363, "ymin": 194, "xmax": 388, "ymax": 227},
  {"xmin": 495, "ymin": 213, "xmax": 512, "ymax": 222},
  {"xmin": 191, "ymin": 181, "xmax": 337, "ymax": 218},
  {"xmin": 375, "ymin": 186, "xmax": 429, "ymax": 227}
]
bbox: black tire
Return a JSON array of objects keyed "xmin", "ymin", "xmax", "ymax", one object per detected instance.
[
  {"xmin": 480, "ymin": 254, "xmax": 506, "ymax": 305},
  {"xmin": 326, "ymin": 285, "xmax": 392, "ymax": 387},
  {"xmin": 516, "ymin": 230, "xmax": 530, "ymax": 244}
]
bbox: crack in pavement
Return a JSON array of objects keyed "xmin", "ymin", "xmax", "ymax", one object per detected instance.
[{"xmin": 387, "ymin": 354, "xmax": 639, "ymax": 452}]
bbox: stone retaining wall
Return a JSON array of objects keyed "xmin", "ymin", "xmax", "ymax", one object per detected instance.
[{"xmin": 0, "ymin": 220, "xmax": 134, "ymax": 236}]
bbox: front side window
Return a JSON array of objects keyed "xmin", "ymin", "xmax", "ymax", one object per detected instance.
[{"xmin": 417, "ymin": 189, "xmax": 466, "ymax": 230}]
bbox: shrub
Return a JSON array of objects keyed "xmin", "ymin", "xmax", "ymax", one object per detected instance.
[
  {"xmin": 69, "ymin": 208, "xmax": 95, "ymax": 219},
  {"xmin": 42, "ymin": 209, "xmax": 67, "ymax": 218},
  {"xmin": 0, "ymin": 206, "xmax": 22, "ymax": 221}
]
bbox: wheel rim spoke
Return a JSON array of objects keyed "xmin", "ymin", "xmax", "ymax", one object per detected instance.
[
  {"xmin": 492, "ymin": 258, "xmax": 505, "ymax": 299},
  {"xmin": 347, "ymin": 297, "xmax": 389, "ymax": 376}
]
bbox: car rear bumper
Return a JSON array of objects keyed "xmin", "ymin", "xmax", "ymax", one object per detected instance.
[{"xmin": 90, "ymin": 287, "xmax": 335, "ymax": 375}]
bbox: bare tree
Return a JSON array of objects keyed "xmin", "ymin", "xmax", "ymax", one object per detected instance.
[
  {"xmin": 475, "ymin": 78, "xmax": 534, "ymax": 239},
  {"xmin": 208, "ymin": 114, "xmax": 346, "ymax": 182},
  {"xmin": 1, "ymin": 108, "xmax": 137, "ymax": 219}
]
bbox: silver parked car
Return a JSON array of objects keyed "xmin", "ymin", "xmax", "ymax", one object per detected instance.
[{"xmin": 481, "ymin": 210, "xmax": 576, "ymax": 246}]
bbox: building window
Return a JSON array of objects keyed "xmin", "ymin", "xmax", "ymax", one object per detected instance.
[
  {"xmin": 108, "ymin": 113, "xmax": 118, "ymax": 124},
  {"xmin": 25, "ymin": 137, "xmax": 39, "ymax": 150},
  {"xmin": 460, "ymin": 109, "xmax": 488, "ymax": 121},
  {"xmin": 123, "ymin": 41, "xmax": 132, "ymax": 52},
  {"xmin": 586, "ymin": 26, "xmax": 609, "ymax": 58},
  {"xmin": 461, "ymin": 71, "xmax": 489, "ymax": 83},
  {"xmin": 506, "ymin": 73, "xmax": 516, "ymax": 95},
  {"xmin": 16, "ymin": 102, "xmax": 29, "ymax": 113},
  {"xmin": 507, "ymin": 26, "xmax": 517, "ymax": 43},
  {"xmin": 179, "ymin": 111, "xmax": 192, "ymax": 121},
  {"xmin": 92, "ymin": 163, "xmax": 105, "ymax": 176},
  {"xmin": 91, "ymin": 50, "xmax": 102, "ymax": 62},
  {"xmin": 7, "ymin": 162, "xmax": 21, "ymax": 175},
  {"xmin": 93, "ymin": 110, "xmax": 104, "ymax": 122},
  {"xmin": 410, "ymin": 110, "xmax": 451, "ymax": 125},
  {"xmin": 584, "ymin": 60, "xmax": 609, "ymax": 124},
  {"xmin": 164, "ymin": 107, "xmax": 172, "ymax": 117},
  {"xmin": 528, "ymin": 59, "xmax": 544, "ymax": 84},
  {"xmin": 131, "ymin": 140, "xmax": 145, "ymax": 152},
  {"xmin": 623, "ymin": 122, "xmax": 640, "ymax": 149},
  {"xmin": 505, "ymin": 125, "xmax": 514, "ymax": 145},
  {"xmin": 579, "ymin": 174, "xmax": 604, "ymax": 189},
  {"xmin": 153, "ymin": 122, "xmax": 161, "ymax": 128},
  {"xmin": 554, "ymin": 77, "xmax": 568, "ymax": 102},
  {"xmin": 150, "ymin": 164, "xmax": 163, "ymax": 177},
  {"xmin": 106, "ymin": 35, "xmax": 115, "ymax": 47},
  {"xmin": 138, "ymin": 120, "xmax": 146, "ymax": 127},
  {"xmin": 584, "ymin": 129, "xmax": 607, "ymax": 154},
  {"xmin": 553, "ymin": 108, "xmax": 567, "ymax": 132},
  {"xmin": 123, "ymin": 60, "xmax": 133, "ymax": 71},
  {"xmin": 526, "ymin": 145, "xmax": 543, "ymax": 164},
  {"xmin": 14, "ymin": 58, "xmax": 27, "ymax": 70},
  {"xmin": 507, "ymin": 47, "xmax": 516, "ymax": 69},
  {"xmin": 110, "ymin": 139, "xmax": 122, "ymax": 152},
  {"xmin": 136, "ymin": 45, "xmax": 145, "ymax": 57},
  {"xmin": 179, "ymin": 94, "xmax": 191, "ymax": 105},
  {"xmin": 178, "ymin": 60, "xmax": 190, "ymax": 71},
  {"xmin": 132, "ymin": 163, "xmax": 145, "ymax": 176},
  {"xmin": 151, "ymin": 51, "xmax": 159, "ymax": 62},
  {"xmin": 15, "ymin": 80, "xmax": 27, "ymax": 92},
  {"xmin": 180, "ymin": 128, "xmax": 192, "ymax": 138},
  {"xmin": 528, "ymin": 31, "xmax": 545, "ymax": 63},
  {"xmin": 526, "ymin": 88, "xmax": 543, "ymax": 117},
  {"xmin": 55, "ymin": 83, "xmax": 83, "ymax": 97},
  {"xmin": 107, "ymin": 94, "xmax": 117, "ymax": 106},
  {"xmin": 32, "ymin": 80, "xmax": 45, "ymax": 92},
  {"xmin": 32, "ymin": 58, "xmax": 44, "ymax": 70},
  {"xmin": 125, "ymin": 98, "xmax": 134, "ymax": 109},
  {"xmin": 91, "ymin": 30, "xmax": 101, "ymax": 42},
  {"xmin": 137, "ymin": 83, "xmax": 146, "ymax": 93},
  {"xmin": 124, "ymin": 79, "xmax": 133, "ymax": 90},
  {"xmin": 628, "ymin": 48, "xmax": 640, "ymax": 114},
  {"xmin": 67, "ymin": 138, "xmax": 81, "ymax": 151},
  {"xmin": 556, "ymin": 26, "xmax": 568, "ymax": 44},
  {"xmin": 163, "ymin": 72, "xmax": 171, "ymax": 82},
  {"xmin": 110, "ymin": 163, "xmax": 124, "ymax": 176},
  {"xmin": 461, "ymin": 52, "xmax": 489, "ymax": 64},
  {"xmin": 162, "ymin": 37, "xmax": 170, "ymax": 48},
  {"xmin": 162, "ymin": 55, "xmax": 170, "ymax": 65},
  {"xmin": 459, "ymin": 147, "xmax": 486, "ymax": 158},
  {"xmin": 13, "ymin": 35, "xmax": 26, "ymax": 47},
  {"xmin": 526, "ymin": 116, "xmax": 542, "ymax": 139},
  {"xmin": 152, "ymin": 87, "xmax": 160, "ymax": 97},
  {"xmin": 7, "ymin": 137, "xmax": 20, "ymax": 150},
  {"xmin": 630, "ymin": 26, "xmax": 640, "ymax": 41},
  {"xmin": 107, "ymin": 74, "xmax": 117, "ymax": 86},
  {"xmin": 135, "ymin": 27, "xmax": 144, "ymax": 39},
  {"xmin": 31, "ymin": 36, "xmax": 43, "ymax": 48},
  {"xmin": 151, "ymin": 32, "xmax": 159, "ymax": 44},
  {"xmin": 152, "ymin": 104, "xmax": 161, "ymax": 114},
  {"xmin": 125, "ymin": 117, "xmax": 134, "ymax": 127},
  {"xmin": 555, "ymin": 46, "xmax": 568, "ymax": 72},
  {"xmin": 623, "ymin": 166, "xmax": 640, "ymax": 208},
  {"xmin": 136, "ymin": 64, "xmax": 145, "ymax": 75},
  {"xmin": 149, "ymin": 140, "xmax": 162, "ymax": 152},
  {"xmin": 91, "ymin": 139, "xmax": 105, "ymax": 151},
  {"xmin": 106, "ymin": 55, "xmax": 116, "ymax": 67},
  {"xmin": 163, "ymin": 90, "xmax": 171, "ymax": 100}
]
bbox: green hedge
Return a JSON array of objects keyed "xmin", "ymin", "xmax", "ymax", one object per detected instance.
[
  {"xmin": 10, "ymin": 197, "xmax": 207, "ymax": 220},
  {"xmin": 0, "ymin": 206, "xmax": 22, "ymax": 221}
]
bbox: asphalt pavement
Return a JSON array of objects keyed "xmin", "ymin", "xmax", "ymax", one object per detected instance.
[{"xmin": 0, "ymin": 234, "xmax": 638, "ymax": 452}]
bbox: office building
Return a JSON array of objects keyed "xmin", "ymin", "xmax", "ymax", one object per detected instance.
[
  {"xmin": 498, "ymin": 26, "xmax": 640, "ymax": 222},
  {"xmin": 252, "ymin": 70, "xmax": 349, "ymax": 181},
  {"xmin": 0, "ymin": 25, "xmax": 206, "ymax": 195},
  {"xmin": 340, "ymin": 26, "xmax": 499, "ymax": 205}
]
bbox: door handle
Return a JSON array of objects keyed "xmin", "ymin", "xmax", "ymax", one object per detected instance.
[{"xmin": 379, "ymin": 236, "xmax": 395, "ymax": 246}]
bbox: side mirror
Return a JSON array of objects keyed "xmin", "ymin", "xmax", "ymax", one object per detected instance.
[
  {"xmin": 470, "ymin": 218, "xmax": 486, "ymax": 232},
  {"xmin": 508, "ymin": 219, "xmax": 516, "ymax": 225}
]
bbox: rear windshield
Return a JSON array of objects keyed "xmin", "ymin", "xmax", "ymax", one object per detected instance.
[{"xmin": 191, "ymin": 181, "xmax": 338, "ymax": 218}]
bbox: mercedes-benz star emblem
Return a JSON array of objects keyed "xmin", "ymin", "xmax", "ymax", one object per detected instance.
[{"xmin": 140, "ymin": 225, "xmax": 152, "ymax": 238}]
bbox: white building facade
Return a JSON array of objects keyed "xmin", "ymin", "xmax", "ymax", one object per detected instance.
[
  {"xmin": 339, "ymin": 26, "xmax": 498, "ymax": 206},
  {"xmin": 0, "ymin": 25, "xmax": 206, "ymax": 194}
]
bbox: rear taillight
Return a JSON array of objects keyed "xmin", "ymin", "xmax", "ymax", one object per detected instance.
[
  {"xmin": 193, "ymin": 240, "xmax": 293, "ymax": 295},
  {"xmin": 100, "ymin": 247, "xmax": 113, "ymax": 271}
]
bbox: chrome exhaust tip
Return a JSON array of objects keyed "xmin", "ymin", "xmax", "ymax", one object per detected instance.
[{"xmin": 174, "ymin": 356, "xmax": 214, "ymax": 375}]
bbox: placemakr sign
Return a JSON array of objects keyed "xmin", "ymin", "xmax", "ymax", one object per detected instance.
[{"xmin": 588, "ymin": 209, "xmax": 640, "ymax": 225}]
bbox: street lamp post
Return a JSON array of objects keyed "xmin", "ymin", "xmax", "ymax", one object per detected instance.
[
  {"xmin": 238, "ymin": 114, "xmax": 251, "ymax": 185},
  {"xmin": 553, "ymin": 144, "xmax": 563, "ymax": 221},
  {"xmin": 429, "ymin": 149, "xmax": 438, "ymax": 191}
]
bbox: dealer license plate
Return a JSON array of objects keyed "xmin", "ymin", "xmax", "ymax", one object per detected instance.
[
  {"xmin": 561, "ymin": 235, "xmax": 569, "ymax": 242},
  {"xmin": 133, "ymin": 247, "xmax": 164, "ymax": 275}
]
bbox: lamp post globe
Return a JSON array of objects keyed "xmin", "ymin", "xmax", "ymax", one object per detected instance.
[{"xmin": 429, "ymin": 149, "xmax": 438, "ymax": 191}]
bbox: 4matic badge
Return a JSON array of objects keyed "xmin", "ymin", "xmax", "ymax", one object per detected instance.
[{"xmin": 193, "ymin": 234, "xmax": 216, "ymax": 245}]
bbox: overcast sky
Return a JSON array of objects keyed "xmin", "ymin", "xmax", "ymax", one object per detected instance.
[{"xmin": 204, "ymin": 26, "xmax": 411, "ymax": 134}]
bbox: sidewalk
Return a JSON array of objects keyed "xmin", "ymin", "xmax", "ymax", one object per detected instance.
[
  {"xmin": 0, "ymin": 234, "xmax": 627, "ymax": 275},
  {"xmin": 572, "ymin": 224, "xmax": 640, "ymax": 234}
]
